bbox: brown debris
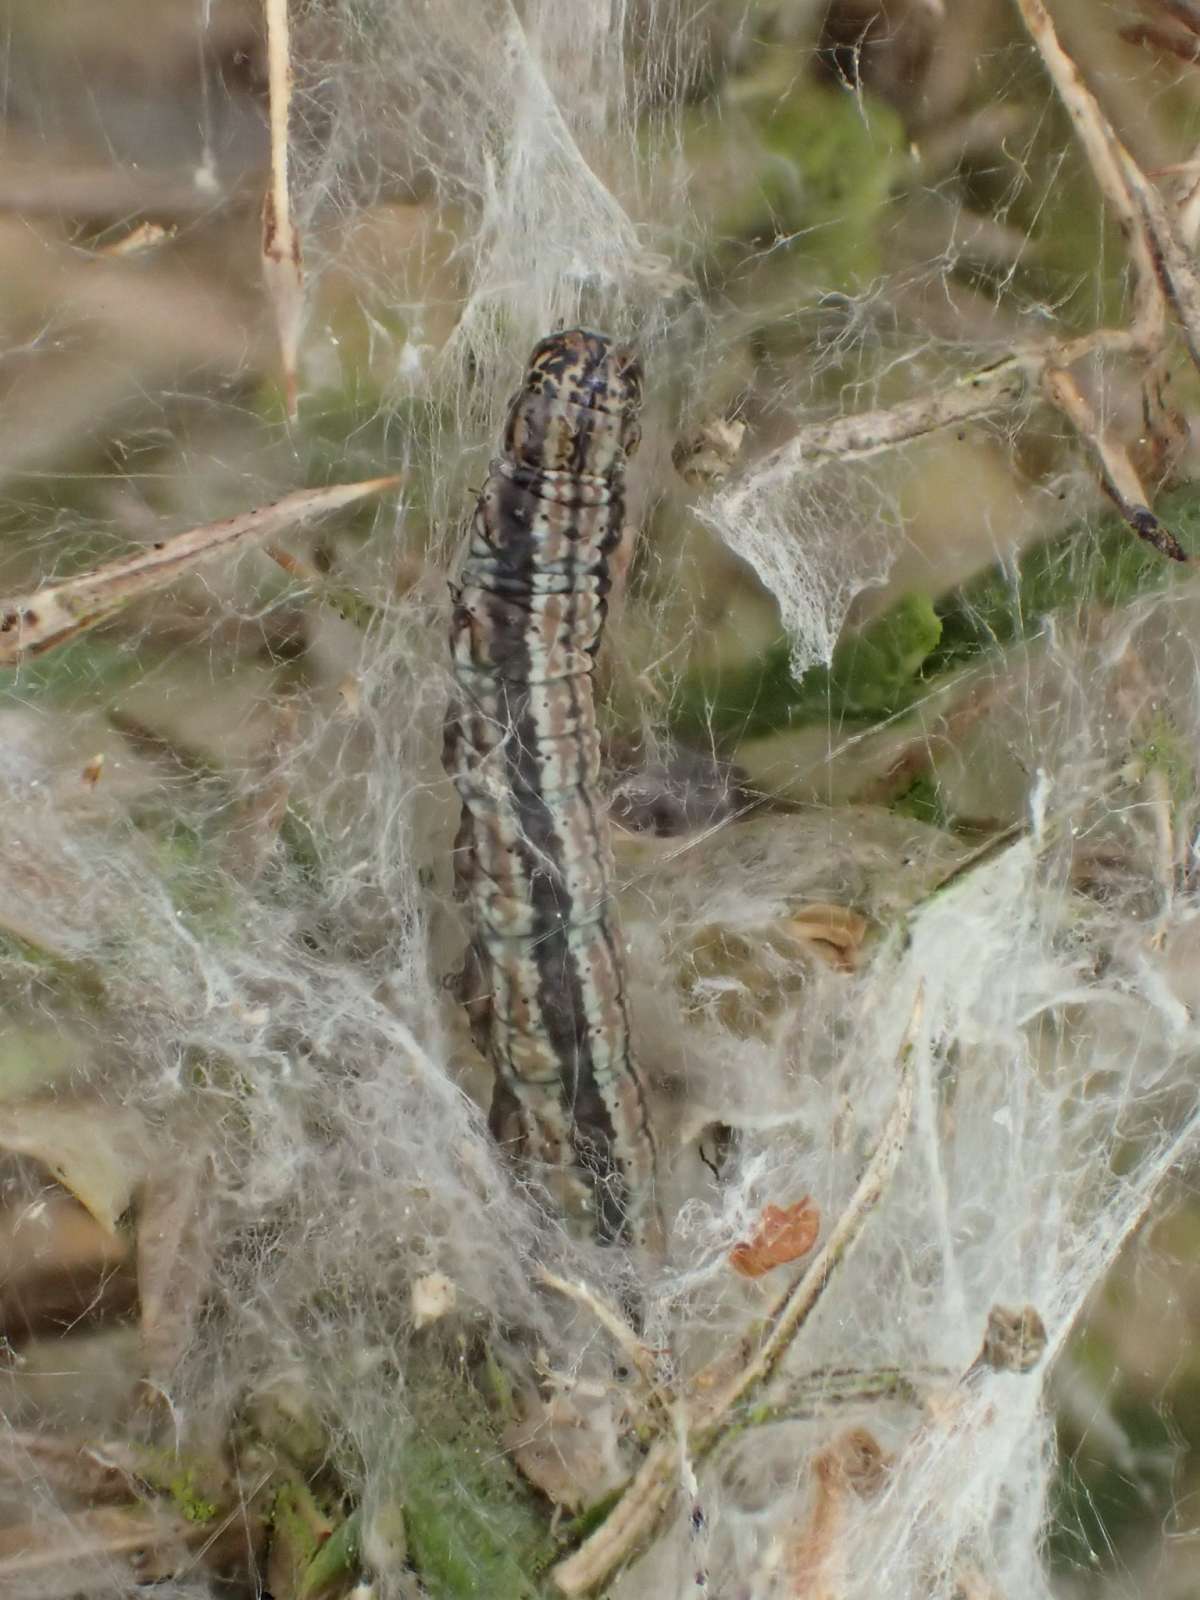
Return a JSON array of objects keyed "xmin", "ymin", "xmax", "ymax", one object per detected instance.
[
  {"xmin": 672, "ymin": 418, "xmax": 747, "ymax": 488},
  {"xmin": 730, "ymin": 1199, "xmax": 822, "ymax": 1279},
  {"xmin": 786, "ymin": 1427, "xmax": 891, "ymax": 1598},
  {"xmin": 970, "ymin": 1303, "xmax": 1048, "ymax": 1376},
  {"xmin": 0, "ymin": 1192, "xmax": 134, "ymax": 1345},
  {"xmin": 781, "ymin": 905, "xmax": 870, "ymax": 973}
]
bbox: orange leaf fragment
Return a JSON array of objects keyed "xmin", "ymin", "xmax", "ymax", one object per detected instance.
[{"xmin": 729, "ymin": 1198, "xmax": 820, "ymax": 1278}]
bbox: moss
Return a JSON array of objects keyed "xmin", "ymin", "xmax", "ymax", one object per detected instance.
[
  {"xmin": 755, "ymin": 74, "xmax": 905, "ymax": 289},
  {"xmin": 1136, "ymin": 713, "xmax": 1194, "ymax": 807},
  {"xmin": 169, "ymin": 1469, "xmax": 219, "ymax": 1524},
  {"xmin": 558, "ymin": 1485, "xmax": 624, "ymax": 1548},
  {"xmin": 128, "ymin": 1448, "xmax": 225, "ymax": 1525}
]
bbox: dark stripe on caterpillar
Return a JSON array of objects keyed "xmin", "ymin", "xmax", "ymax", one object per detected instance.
[{"xmin": 444, "ymin": 328, "xmax": 659, "ymax": 1247}]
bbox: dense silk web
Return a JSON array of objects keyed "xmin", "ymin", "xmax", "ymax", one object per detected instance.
[{"xmin": 1, "ymin": 5, "xmax": 1199, "ymax": 1599}]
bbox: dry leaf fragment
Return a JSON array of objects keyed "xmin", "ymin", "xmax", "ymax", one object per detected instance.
[
  {"xmin": 729, "ymin": 1198, "xmax": 821, "ymax": 1278},
  {"xmin": 970, "ymin": 1303, "xmax": 1047, "ymax": 1375},
  {"xmin": 336, "ymin": 676, "xmax": 362, "ymax": 717},
  {"xmin": 0, "ymin": 1101, "xmax": 150, "ymax": 1233},
  {"xmin": 99, "ymin": 221, "xmax": 177, "ymax": 258},
  {"xmin": 504, "ymin": 1389, "xmax": 628, "ymax": 1512},
  {"xmin": 410, "ymin": 1272, "xmax": 458, "ymax": 1329},
  {"xmin": 786, "ymin": 1428, "xmax": 890, "ymax": 1598},
  {"xmin": 781, "ymin": 904, "xmax": 870, "ymax": 972},
  {"xmin": 138, "ymin": 1146, "xmax": 221, "ymax": 1385},
  {"xmin": 672, "ymin": 417, "xmax": 746, "ymax": 487}
]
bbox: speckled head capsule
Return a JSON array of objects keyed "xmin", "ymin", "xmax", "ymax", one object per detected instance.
[{"xmin": 503, "ymin": 328, "xmax": 643, "ymax": 478}]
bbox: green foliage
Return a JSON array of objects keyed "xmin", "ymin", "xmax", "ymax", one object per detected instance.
[
  {"xmin": 928, "ymin": 482, "xmax": 1200, "ymax": 671},
  {"xmin": 0, "ymin": 633, "xmax": 148, "ymax": 703},
  {"xmin": 889, "ymin": 773, "xmax": 947, "ymax": 828},
  {"xmin": 1050, "ymin": 1372, "xmax": 1177, "ymax": 1575},
  {"xmin": 682, "ymin": 58, "xmax": 904, "ymax": 291},
  {"xmin": 400, "ymin": 1353, "xmax": 555, "ymax": 1599},
  {"xmin": 297, "ymin": 1509, "xmax": 363, "ymax": 1600},
  {"xmin": 674, "ymin": 484, "xmax": 1200, "ymax": 743},
  {"xmin": 755, "ymin": 73, "xmax": 905, "ymax": 289},
  {"xmin": 675, "ymin": 590, "xmax": 942, "ymax": 739}
]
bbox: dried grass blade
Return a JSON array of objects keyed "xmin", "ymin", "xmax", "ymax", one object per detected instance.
[
  {"xmin": 0, "ymin": 1505, "xmax": 193, "ymax": 1581},
  {"xmin": 264, "ymin": 0, "xmax": 304, "ymax": 418},
  {"xmin": 0, "ymin": 1431, "xmax": 144, "ymax": 1503},
  {"xmin": 0, "ymin": 477, "xmax": 400, "ymax": 666}
]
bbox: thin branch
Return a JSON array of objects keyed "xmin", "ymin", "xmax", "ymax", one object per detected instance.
[
  {"xmin": 697, "ymin": 986, "xmax": 922, "ymax": 1420},
  {"xmin": 717, "ymin": 8, "xmax": 1200, "ymax": 553},
  {"xmin": 0, "ymin": 477, "xmax": 400, "ymax": 665},
  {"xmin": 1177, "ymin": 151, "xmax": 1200, "ymax": 244},
  {"xmin": 263, "ymin": 0, "xmax": 304, "ymax": 418},
  {"xmin": 1114, "ymin": 140, "xmax": 1200, "ymax": 373},
  {"xmin": 537, "ymin": 1267, "xmax": 663, "ymax": 1395},
  {"xmin": 550, "ymin": 987, "xmax": 922, "ymax": 1596},
  {"xmin": 1043, "ymin": 365, "xmax": 1186, "ymax": 559},
  {"xmin": 1121, "ymin": 22, "xmax": 1200, "ymax": 64},
  {"xmin": 1155, "ymin": 0, "xmax": 1200, "ymax": 36},
  {"xmin": 712, "ymin": 322, "xmax": 1151, "ymax": 508},
  {"xmin": 715, "ymin": 358, "xmax": 1030, "ymax": 505},
  {"xmin": 1013, "ymin": 0, "xmax": 1166, "ymax": 351}
]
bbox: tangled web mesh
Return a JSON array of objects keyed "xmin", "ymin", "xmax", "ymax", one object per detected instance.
[{"xmin": 1, "ymin": 2, "xmax": 1199, "ymax": 1597}]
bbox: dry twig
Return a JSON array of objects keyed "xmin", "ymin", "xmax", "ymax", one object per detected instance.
[
  {"xmin": 723, "ymin": 2, "xmax": 1200, "ymax": 561},
  {"xmin": 0, "ymin": 477, "xmax": 399, "ymax": 665},
  {"xmin": 551, "ymin": 987, "xmax": 923, "ymax": 1596},
  {"xmin": 1013, "ymin": 0, "xmax": 1166, "ymax": 350},
  {"xmin": 263, "ymin": 0, "xmax": 304, "ymax": 418},
  {"xmin": 537, "ymin": 1267, "xmax": 662, "ymax": 1393},
  {"xmin": 1042, "ymin": 365, "xmax": 1186, "ymax": 559}
]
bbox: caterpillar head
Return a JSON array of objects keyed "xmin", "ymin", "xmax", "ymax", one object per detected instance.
[{"xmin": 505, "ymin": 328, "xmax": 643, "ymax": 477}]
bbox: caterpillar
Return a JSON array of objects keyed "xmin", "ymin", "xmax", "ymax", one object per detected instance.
[{"xmin": 444, "ymin": 328, "xmax": 659, "ymax": 1249}]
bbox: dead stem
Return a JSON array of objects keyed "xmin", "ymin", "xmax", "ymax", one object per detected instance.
[
  {"xmin": 1042, "ymin": 366, "xmax": 1186, "ymax": 559},
  {"xmin": 537, "ymin": 1267, "xmax": 664, "ymax": 1397},
  {"xmin": 1013, "ymin": 0, "xmax": 1165, "ymax": 351},
  {"xmin": 0, "ymin": 478, "xmax": 400, "ymax": 665},
  {"xmin": 550, "ymin": 987, "xmax": 923, "ymax": 1596},
  {"xmin": 263, "ymin": 0, "xmax": 304, "ymax": 418}
]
